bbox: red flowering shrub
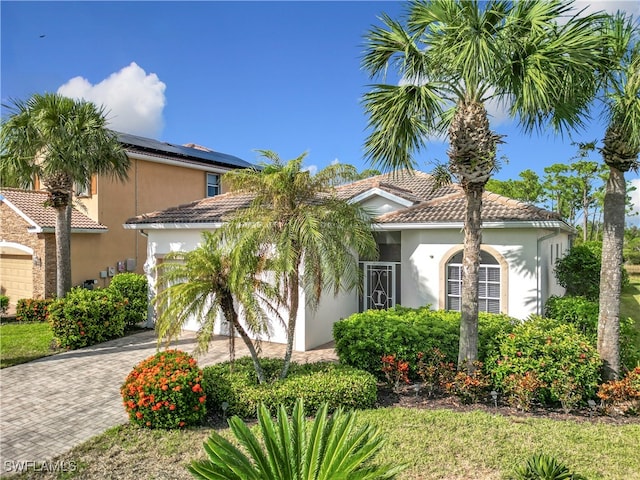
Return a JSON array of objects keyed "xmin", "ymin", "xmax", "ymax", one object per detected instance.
[
  {"xmin": 381, "ymin": 354, "xmax": 410, "ymax": 393},
  {"xmin": 597, "ymin": 366, "xmax": 640, "ymax": 415},
  {"xmin": 416, "ymin": 348, "xmax": 455, "ymax": 397},
  {"xmin": 16, "ymin": 298, "xmax": 53, "ymax": 322},
  {"xmin": 121, "ymin": 350, "xmax": 206, "ymax": 429},
  {"xmin": 502, "ymin": 371, "xmax": 546, "ymax": 411},
  {"xmin": 444, "ymin": 362, "xmax": 490, "ymax": 404}
]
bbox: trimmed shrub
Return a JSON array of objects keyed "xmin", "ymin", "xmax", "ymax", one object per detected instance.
[
  {"xmin": 47, "ymin": 288, "xmax": 126, "ymax": 349},
  {"xmin": 333, "ymin": 306, "xmax": 518, "ymax": 379},
  {"xmin": 121, "ymin": 350, "xmax": 206, "ymax": 429},
  {"xmin": 203, "ymin": 357, "xmax": 377, "ymax": 419},
  {"xmin": 487, "ymin": 317, "xmax": 601, "ymax": 407},
  {"xmin": 544, "ymin": 295, "xmax": 640, "ymax": 370},
  {"xmin": 0, "ymin": 295, "xmax": 8, "ymax": 314},
  {"xmin": 108, "ymin": 273, "xmax": 148, "ymax": 329},
  {"xmin": 15, "ymin": 298, "xmax": 53, "ymax": 322}
]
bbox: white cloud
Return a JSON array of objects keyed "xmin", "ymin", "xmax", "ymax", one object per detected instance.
[
  {"xmin": 627, "ymin": 177, "xmax": 640, "ymax": 226},
  {"xmin": 57, "ymin": 62, "xmax": 166, "ymax": 138},
  {"xmin": 331, "ymin": 158, "xmax": 340, "ymax": 165},
  {"xmin": 303, "ymin": 165, "xmax": 318, "ymax": 176},
  {"xmin": 573, "ymin": 1, "xmax": 639, "ymax": 16}
]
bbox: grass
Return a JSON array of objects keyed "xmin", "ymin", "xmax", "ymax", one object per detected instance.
[
  {"xmin": 621, "ymin": 273, "xmax": 640, "ymax": 333},
  {"xmin": 0, "ymin": 322, "xmax": 58, "ymax": 368},
  {"xmin": 11, "ymin": 407, "xmax": 640, "ymax": 480}
]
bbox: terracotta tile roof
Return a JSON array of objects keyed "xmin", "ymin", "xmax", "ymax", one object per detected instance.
[
  {"xmin": 378, "ymin": 189, "xmax": 562, "ymax": 223},
  {"xmin": 126, "ymin": 192, "xmax": 254, "ymax": 225},
  {"xmin": 0, "ymin": 188, "xmax": 107, "ymax": 231},
  {"xmin": 125, "ymin": 170, "xmax": 562, "ymax": 227},
  {"xmin": 334, "ymin": 170, "xmax": 459, "ymax": 202}
]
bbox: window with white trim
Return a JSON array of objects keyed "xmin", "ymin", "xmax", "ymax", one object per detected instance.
[
  {"xmin": 206, "ymin": 173, "xmax": 220, "ymax": 197},
  {"xmin": 74, "ymin": 179, "xmax": 91, "ymax": 197},
  {"xmin": 446, "ymin": 251, "xmax": 501, "ymax": 313}
]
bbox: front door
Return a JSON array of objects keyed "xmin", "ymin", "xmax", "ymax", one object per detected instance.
[{"xmin": 361, "ymin": 262, "xmax": 399, "ymax": 311}]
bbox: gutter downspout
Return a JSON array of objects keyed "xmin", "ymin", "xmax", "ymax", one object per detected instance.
[{"xmin": 536, "ymin": 229, "xmax": 560, "ymax": 316}]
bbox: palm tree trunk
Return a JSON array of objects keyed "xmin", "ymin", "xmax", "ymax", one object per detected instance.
[
  {"xmin": 221, "ymin": 296, "xmax": 265, "ymax": 384},
  {"xmin": 55, "ymin": 204, "xmax": 72, "ymax": 297},
  {"xmin": 280, "ymin": 257, "xmax": 301, "ymax": 380},
  {"xmin": 458, "ymin": 183, "xmax": 482, "ymax": 371},
  {"xmin": 598, "ymin": 166, "xmax": 625, "ymax": 380}
]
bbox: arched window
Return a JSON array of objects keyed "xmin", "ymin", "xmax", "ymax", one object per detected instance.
[{"xmin": 446, "ymin": 250, "xmax": 501, "ymax": 313}]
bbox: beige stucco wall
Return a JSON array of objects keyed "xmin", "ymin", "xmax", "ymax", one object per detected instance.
[{"xmin": 71, "ymin": 155, "xmax": 232, "ymax": 288}]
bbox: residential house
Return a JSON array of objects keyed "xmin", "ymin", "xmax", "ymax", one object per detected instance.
[
  {"xmin": 0, "ymin": 132, "xmax": 253, "ymax": 307},
  {"xmin": 125, "ymin": 170, "xmax": 574, "ymax": 351}
]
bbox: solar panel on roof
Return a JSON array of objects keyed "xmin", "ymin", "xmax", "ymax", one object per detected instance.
[{"xmin": 115, "ymin": 131, "xmax": 254, "ymax": 169}]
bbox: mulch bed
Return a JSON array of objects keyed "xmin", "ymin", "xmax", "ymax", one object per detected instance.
[{"xmin": 376, "ymin": 383, "xmax": 640, "ymax": 425}]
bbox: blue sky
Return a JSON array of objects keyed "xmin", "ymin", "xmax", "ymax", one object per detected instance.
[{"xmin": 1, "ymin": 1, "xmax": 639, "ymax": 221}]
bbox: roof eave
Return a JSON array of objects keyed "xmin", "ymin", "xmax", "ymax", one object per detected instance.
[
  {"xmin": 375, "ymin": 220, "xmax": 574, "ymax": 231},
  {"xmin": 124, "ymin": 222, "xmax": 224, "ymax": 230}
]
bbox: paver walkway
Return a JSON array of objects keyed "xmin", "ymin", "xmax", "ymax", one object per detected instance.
[{"xmin": 0, "ymin": 329, "xmax": 337, "ymax": 476}]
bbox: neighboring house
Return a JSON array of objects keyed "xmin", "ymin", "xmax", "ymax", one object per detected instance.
[
  {"xmin": 0, "ymin": 132, "xmax": 253, "ymax": 307},
  {"xmin": 125, "ymin": 170, "xmax": 574, "ymax": 351}
]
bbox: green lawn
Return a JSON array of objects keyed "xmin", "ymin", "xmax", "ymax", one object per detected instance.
[
  {"xmin": 0, "ymin": 322, "xmax": 58, "ymax": 368},
  {"xmin": 621, "ymin": 273, "xmax": 640, "ymax": 335},
  {"xmin": 13, "ymin": 407, "xmax": 640, "ymax": 480}
]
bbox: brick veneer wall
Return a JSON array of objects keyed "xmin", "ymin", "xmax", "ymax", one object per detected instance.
[{"xmin": 0, "ymin": 203, "xmax": 49, "ymax": 299}]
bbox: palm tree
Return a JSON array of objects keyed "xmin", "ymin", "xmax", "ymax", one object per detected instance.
[
  {"xmin": 155, "ymin": 231, "xmax": 278, "ymax": 384},
  {"xmin": 362, "ymin": 0, "xmax": 605, "ymax": 369},
  {"xmin": 0, "ymin": 93, "xmax": 129, "ymax": 296},
  {"xmin": 597, "ymin": 14, "xmax": 640, "ymax": 380},
  {"xmin": 222, "ymin": 151, "xmax": 378, "ymax": 380}
]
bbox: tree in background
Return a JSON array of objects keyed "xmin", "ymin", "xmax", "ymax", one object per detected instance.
[
  {"xmin": 0, "ymin": 93, "xmax": 129, "ymax": 296},
  {"xmin": 597, "ymin": 14, "xmax": 640, "ymax": 380},
  {"xmin": 362, "ymin": 0, "xmax": 604, "ymax": 369},
  {"xmin": 222, "ymin": 151, "xmax": 378, "ymax": 379},
  {"xmin": 485, "ymin": 169, "xmax": 543, "ymax": 204}
]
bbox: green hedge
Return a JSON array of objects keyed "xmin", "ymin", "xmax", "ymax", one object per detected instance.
[
  {"xmin": 0, "ymin": 295, "xmax": 9, "ymax": 314},
  {"xmin": 486, "ymin": 317, "xmax": 602, "ymax": 407},
  {"xmin": 333, "ymin": 306, "xmax": 518, "ymax": 379},
  {"xmin": 16, "ymin": 298, "xmax": 53, "ymax": 322},
  {"xmin": 545, "ymin": 295, "xmax": 640, "ymax": 370},
  {"xmin": 48, "ymin": 288, "xmax": 127, "ymax": 349},
  {"xmin": 108, "ymin": 273, "xmax": 148, "ymax": 329},
  {"xmin": 203, "ymin": 357, "xmax": 377, "ymax": 419}
]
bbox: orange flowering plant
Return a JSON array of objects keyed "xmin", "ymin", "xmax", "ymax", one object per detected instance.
[
  {"xmin": 121, "ymin": 349, "xmax": 206, "ymax": 429},
  {"xmin": 381, "ymin": 354, "xmax": 410, "ymax": 393}
]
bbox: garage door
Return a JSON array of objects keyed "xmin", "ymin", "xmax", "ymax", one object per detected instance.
[{"xmin": 0, "ymin": 254, "xmax": 33, "ymax": 303}]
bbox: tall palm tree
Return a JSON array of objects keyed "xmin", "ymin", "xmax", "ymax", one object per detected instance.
[
  {"xmin": 0, "ymin": 93, "xmax": 129, "ymax": 296},
  {"xmin": 155, "ymin": 231, "xmax": 279, "ymax": 384},
  {"xmin": 362, "ymin": 0, "xmax": 605, "ymax": 369},
  {"xmin": 597, "ymin": 14, "xmax": 640, "ymax": 380},
  {"xmin": 223, "ymin": 151, "xmax": 378, "ymax": 380}
]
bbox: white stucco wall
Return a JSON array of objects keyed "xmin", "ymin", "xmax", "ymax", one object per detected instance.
[
  {"xmin": 399, "ymin": 226, "xmax": 570, "ymax": 320},
  {"xmin": 142, "ymin": 221, "xmax": 571, "ymax": 352},
  {"xmin": 304, "ymin": 287, "xmax": 358, "ymax": 350}
]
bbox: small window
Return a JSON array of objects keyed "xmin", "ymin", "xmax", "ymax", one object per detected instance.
[
  {"xmin": 75, "ymin": 180, "xmax": 90, "ymax": 197},
  {"xmin": 206, "ymin": 173, "xmax": 220, "ymax": 197}
]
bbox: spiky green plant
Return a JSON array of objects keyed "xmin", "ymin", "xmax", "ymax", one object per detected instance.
[
  {"xmin": 513, "ymin": 453, "xmax": 587, "ymax": 480},
  {"xmin": 188, "ymin": 399, "xmax": 405, "ymax": 480}
]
